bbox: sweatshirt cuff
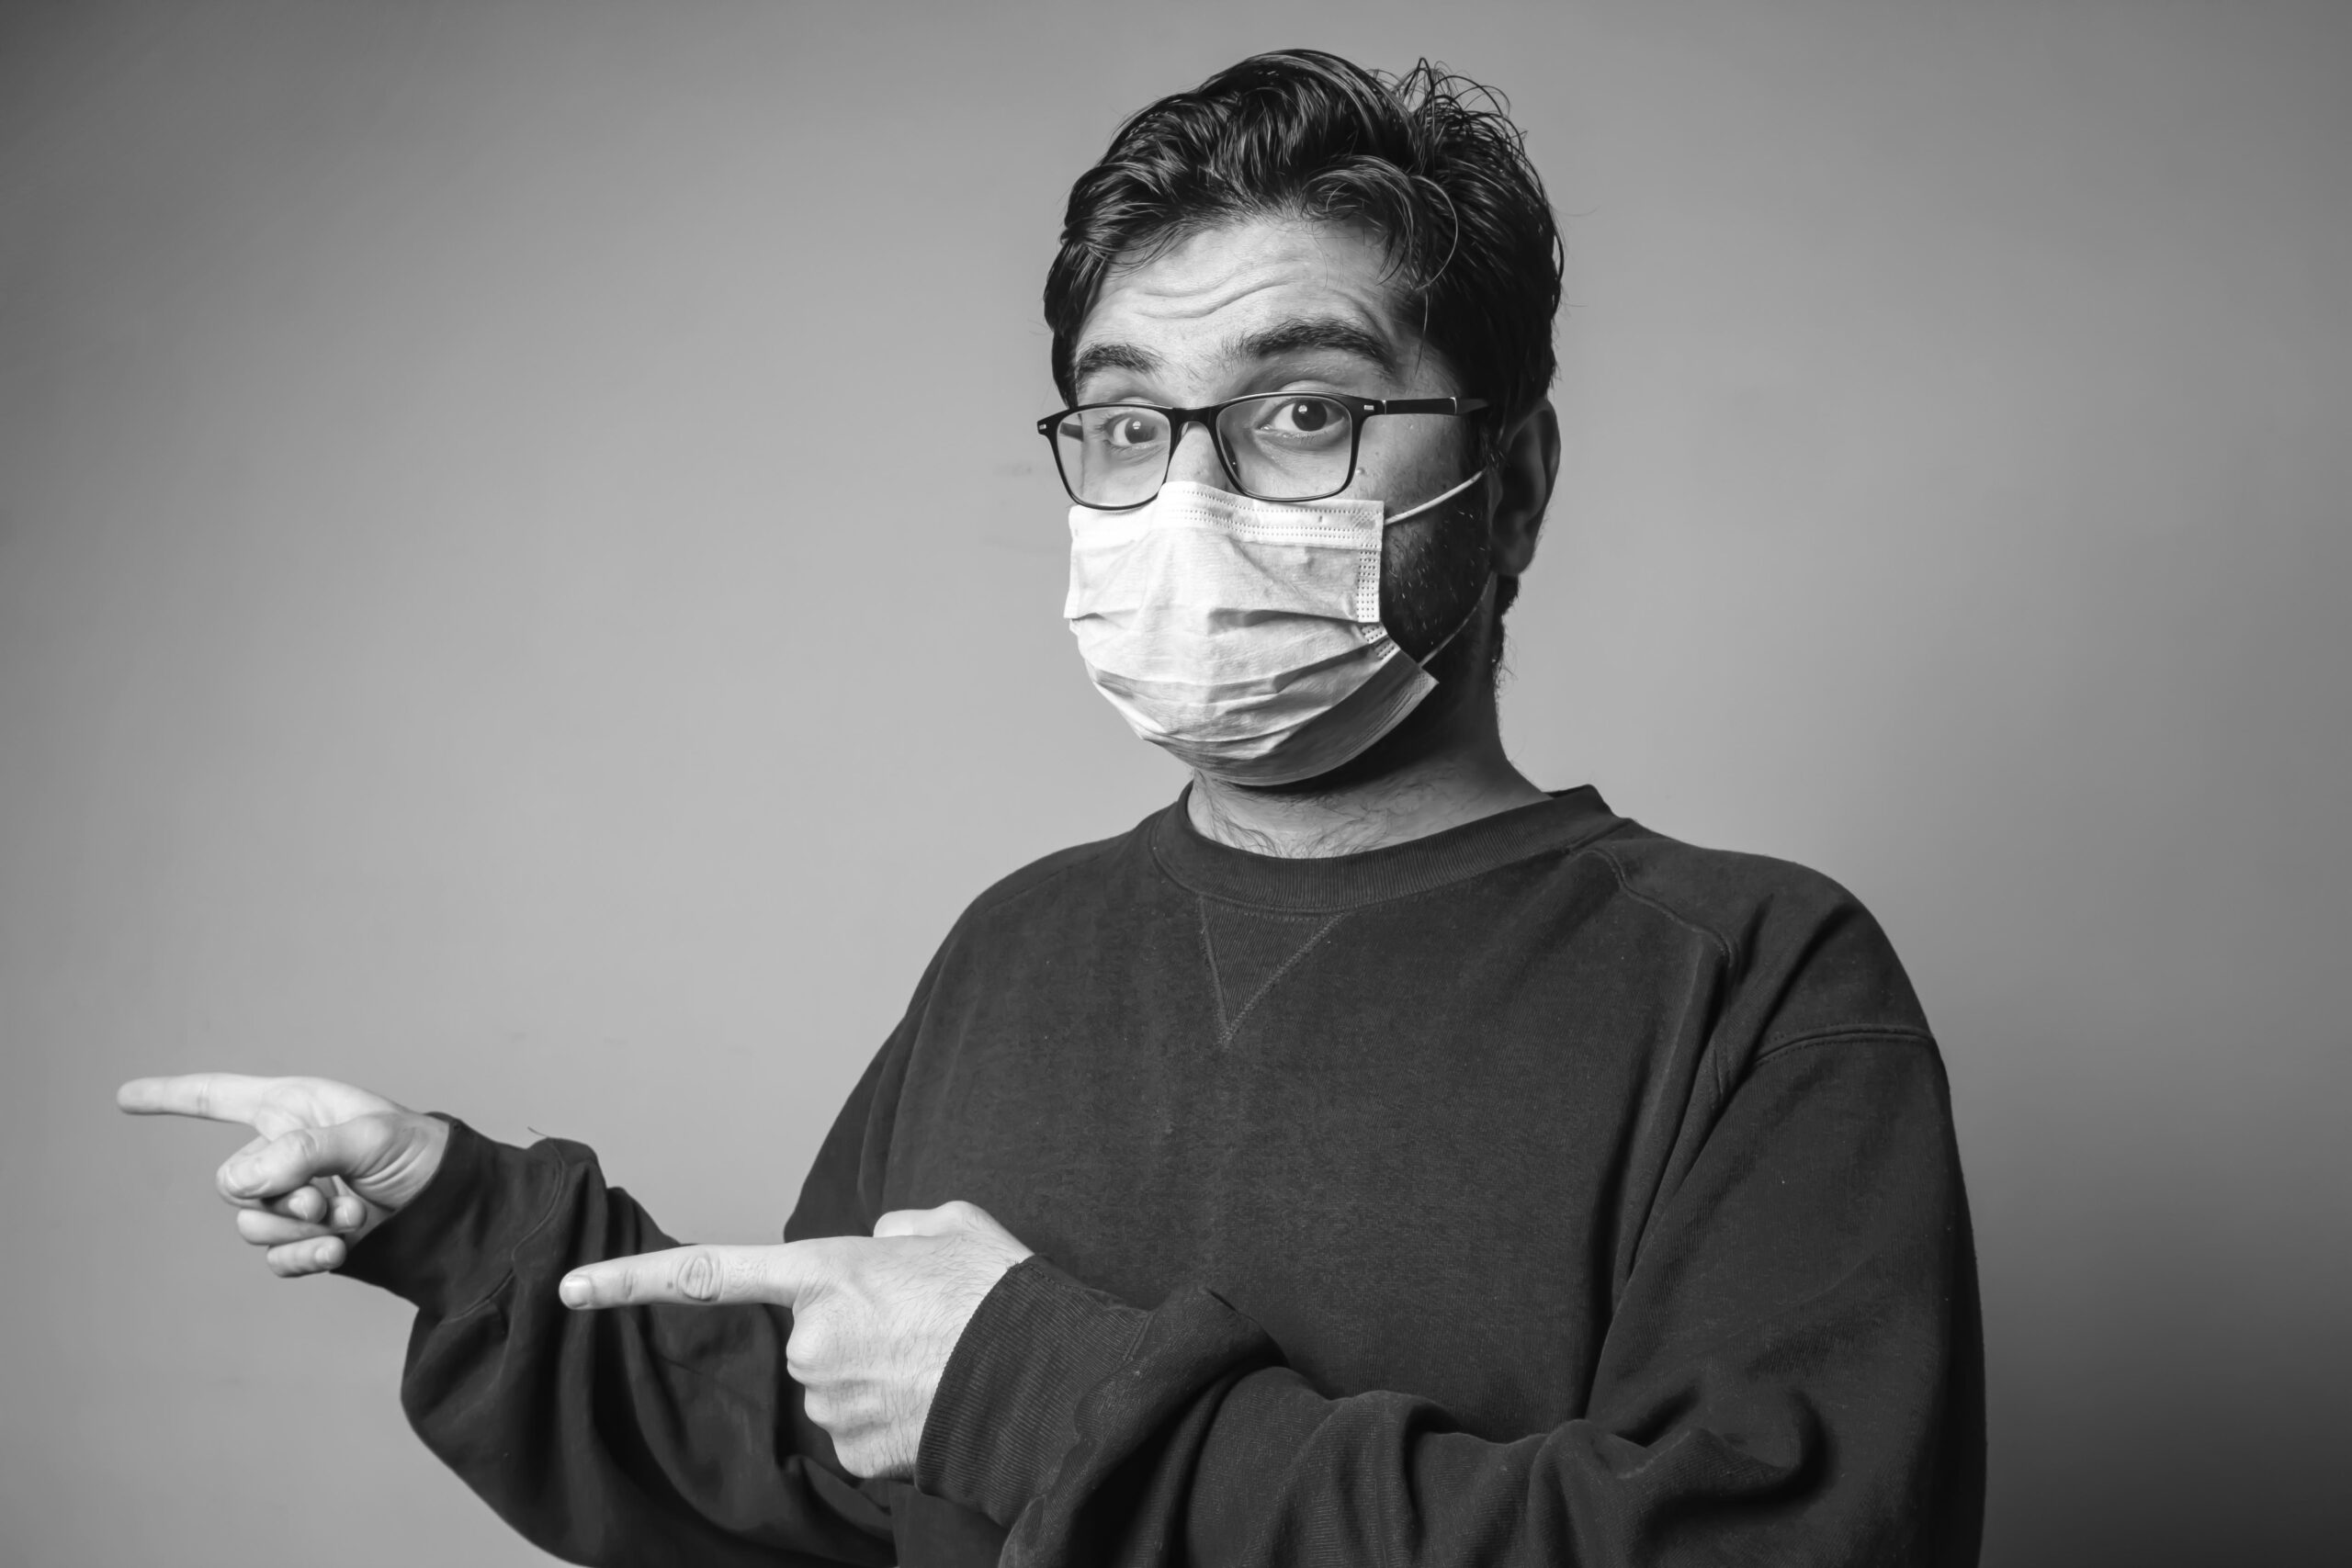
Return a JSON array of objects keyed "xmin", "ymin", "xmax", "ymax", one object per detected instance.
[
  {"xmin": 335, "ymin": 1116, "xmax": 557, "ymax": 1319},
  {"xmin": 915, "ymin": 1255, "xmax": 1148, "ymax": 1527}
]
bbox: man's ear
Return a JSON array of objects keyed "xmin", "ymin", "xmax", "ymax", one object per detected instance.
[{"xmin": 1489, "ymin": 399, "xmax": 1559, "ymax": 578}]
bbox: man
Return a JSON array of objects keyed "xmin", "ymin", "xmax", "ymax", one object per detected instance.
[{"xmin": 122, "ymin": 51, "xmax": 1983, "ymax": 1567}]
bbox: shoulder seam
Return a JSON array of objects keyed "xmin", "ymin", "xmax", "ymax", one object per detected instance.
[
  {"xmin": 1585, "ymin": 840, "xmax": 1740, "ymax": 967},
  {"xmin": 1586, "ymin": 840, "xmax": 1746, "ymax": 1106},
  {"xmin": 1587, "ymin": 840, "xmax": 1740, "ymax": 967},
  {"xmin": 1756, "ymin": 1026, "xmax": 1938, "ymax": 1066}
]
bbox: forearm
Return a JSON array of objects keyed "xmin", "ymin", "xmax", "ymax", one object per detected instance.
[
  {"xmin": 915, "ymin": 1039, "xmax": 1982, "ymax": 1568},
  {"xmin": 341, "ymin": 1119, "xmax": 894, "ymax": 1567},
  {"xmin": 922, "ymin": 1268, "xmax": 1962, "ymax": 1568}
]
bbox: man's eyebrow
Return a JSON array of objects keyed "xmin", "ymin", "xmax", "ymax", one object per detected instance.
[
  {"xmin": 1234, "ymin": 317, "xmax": 1400, "ymax": 376},
  {"xmin": 1069, "ymin": 318, "xmax": 1402, "ymax": 397},
  {"xmin": 1069, "ymin": 342, "xmax": 1162, "ymax": 387}
]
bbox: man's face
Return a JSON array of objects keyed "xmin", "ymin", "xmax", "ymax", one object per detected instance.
[{"xmin": 1069, "ymin": 214, "xmax": 1490, "ymax": 662}]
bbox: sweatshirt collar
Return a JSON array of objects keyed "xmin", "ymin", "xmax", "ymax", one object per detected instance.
[{"xmin": 1149, "ymin": 785, "xmax": 1622, "ymax": 911}]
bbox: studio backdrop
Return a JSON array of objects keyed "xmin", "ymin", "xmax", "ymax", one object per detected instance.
[{"xmin": 2, "ymin": 2, "xmax": 2346, "ymax": 1563}]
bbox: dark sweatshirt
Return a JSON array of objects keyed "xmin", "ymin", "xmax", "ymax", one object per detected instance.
[{"xmin": 341, "ymin": 787, "xmax": 1984, "ymax": 1567}]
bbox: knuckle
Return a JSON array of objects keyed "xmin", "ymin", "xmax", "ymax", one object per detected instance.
[
  {"xmin": 787, "ymin": 1317, "xmax": 830, "ymax": 1369},
  {"xmin": 676, "ymin": 1250, "xmax": 725, "ymax": 1303}
]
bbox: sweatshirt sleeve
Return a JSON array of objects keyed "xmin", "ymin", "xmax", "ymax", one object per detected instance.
[
  {"xmin": 914, "ymin": 1032, "xmax": 1984, "ymax": 1568},
  {"xmin": 334, "ymin": 1047, "xmax": 907, "ymax": 1568}
]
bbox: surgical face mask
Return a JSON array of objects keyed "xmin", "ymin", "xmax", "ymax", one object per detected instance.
[{"xmin": 1064, "ymin": 470, "xmax": 1487, "ymax": 787}]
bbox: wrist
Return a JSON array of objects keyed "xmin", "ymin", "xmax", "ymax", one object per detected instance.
[
  {"xmin": 336, "ymin": 1116, "xmax": 535, "ymax": 1317},
  {"xmin": 915, "ymin": 1257, "xmax": 1147, "ymax": 1527},
  {"xmin": 384, "ymin": 1109, "xmax": 452, "ymax": 1208}
]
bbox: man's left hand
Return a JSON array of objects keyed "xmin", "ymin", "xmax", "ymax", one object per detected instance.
[{"xmin": 558, "ymin": 1201, "xmax": 1035, "ymax": 1479}]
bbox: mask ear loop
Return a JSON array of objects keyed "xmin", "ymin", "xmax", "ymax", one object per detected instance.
[
  {"xmin": 1411, "ymin": 574, "xmax": 1493, "ymax": 670},
  {"xmin": 1380, "ymin": 466, "xmax": 1498, "ymax": 670},
  {"xmin": 1381, "ymin": 467, "xmax": 1488, "ymax": 527}
]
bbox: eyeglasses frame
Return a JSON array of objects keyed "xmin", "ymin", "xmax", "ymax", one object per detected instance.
[{"xmin": 1035, "ymin": 392, "xmax": 1492, "ymax": 510}]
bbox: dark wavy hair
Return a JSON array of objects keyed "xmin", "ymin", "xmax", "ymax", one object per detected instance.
[{"xmin": 1044, "ymin": 51, "xmax": 1563, "ymax": 448}]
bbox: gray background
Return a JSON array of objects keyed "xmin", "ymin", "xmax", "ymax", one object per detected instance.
[{"xmin": 4, "ymin": 1, "xmax": 2346, "ymax": 1562}]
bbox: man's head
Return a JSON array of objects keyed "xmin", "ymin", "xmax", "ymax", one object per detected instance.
[
  {"xmin": 1044, "ymin": 52, "xmax": 1563, "ymax": 789},
  {"xmin": 1046, "ymin": 50, "xmax": 1563, "ymax": 471}
]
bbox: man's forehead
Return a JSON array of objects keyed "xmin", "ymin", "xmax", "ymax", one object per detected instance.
[{"xmin": 1073, "ymin": 217, "xmax": 1421, "ymax": 384}]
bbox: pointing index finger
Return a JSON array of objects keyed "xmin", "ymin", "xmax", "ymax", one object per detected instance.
[
  {"xmin": 559, "ymin": 1241, "xmax": 827, "ymax": 1312},
  {"xmin": 117, "ymin": 1073, "xmax": 276, "ymax": 1127}
]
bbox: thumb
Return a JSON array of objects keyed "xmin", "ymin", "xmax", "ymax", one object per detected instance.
[
  {"xmin": 873, "ymin": 1200, "xmax": 1020, "ymax": 1246},
  {"xmin": 217, "ymin": 1118, "xmax": 397, "ymax": 1203}
]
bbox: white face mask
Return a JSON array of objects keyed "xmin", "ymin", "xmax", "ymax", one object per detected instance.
[{"xmin": 1064, "ymin": 471, "xmax": 1486, "ymax": 787}]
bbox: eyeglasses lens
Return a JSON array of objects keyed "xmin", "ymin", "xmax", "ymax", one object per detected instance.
[
  {"xmin": 1216, "ymin": 396, "xmax": 1352, "ymax": 502},
  {"xmin": 1055, "ymin": 408, "xmax": 1173, "ymax": 510}
]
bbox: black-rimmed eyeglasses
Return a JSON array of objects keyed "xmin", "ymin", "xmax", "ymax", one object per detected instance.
[{"xmin": 1036, "ymin": 393, "xmax": 1490, "ymax": 511}]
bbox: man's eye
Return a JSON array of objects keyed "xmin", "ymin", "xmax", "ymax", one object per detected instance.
[
  {"xmin": 1274, "ymin": 399, "xmax": 1335, "ymax": 434},
  {"xmin": 1243, "ymin": 397, "xmax": 1346, "ymax": 443},
  {"xmin": 1089, "ymin": 413, "xmax": 1165, "ymax": 451}
]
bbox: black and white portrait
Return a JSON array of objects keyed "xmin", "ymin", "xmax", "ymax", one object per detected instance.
[{"xmin": 5, "ymin": 4, "xmax": 2345, "ymax": 1564}]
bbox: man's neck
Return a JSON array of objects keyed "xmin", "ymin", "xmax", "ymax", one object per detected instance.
[{"xmin": 1185, "ymin": 694, "xmax": 1548, "ymax": 858}]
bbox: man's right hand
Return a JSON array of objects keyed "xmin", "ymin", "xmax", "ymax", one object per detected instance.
[{"xmin": 118, "ymin": 1073, "xmax": 451, "ymax": 1278}]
